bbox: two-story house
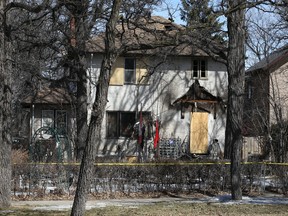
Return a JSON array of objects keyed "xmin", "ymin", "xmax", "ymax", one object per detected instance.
[
  {"xmin": 20, "ymin": 16, "xmax": 228, "ymax": 161},
  {"xmin": 86, "ymin": 16, "xmax": 228, "ymax": 159},
  {"xmin": 243, "ymin": 45, "xmax": 288, "ymax": 162}
]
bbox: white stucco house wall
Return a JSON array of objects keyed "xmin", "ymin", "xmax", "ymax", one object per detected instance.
[{"xmin": 86, "ymin": 16, "xmax": 228, "ymax": 159}]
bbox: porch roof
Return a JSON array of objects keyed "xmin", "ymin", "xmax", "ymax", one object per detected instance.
[
  {"xmin": 172, "ymin": 80, "xmax": 222, "ymax": 105},
  {"xmin": 21, "ymin": 87, "xmax": 74, "ymax": 106}
]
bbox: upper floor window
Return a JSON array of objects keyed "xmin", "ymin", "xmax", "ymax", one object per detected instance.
[
  {"xmin": 110, "ymin": 57, "xmax": 149, "ymax": 85},
  {"xmin": 124, "ymin": 58, "xmax": 136, "ymax": 84},
  {"xmin": 192, "ymin": 59, "xmax": 207, "ymax": 79}
]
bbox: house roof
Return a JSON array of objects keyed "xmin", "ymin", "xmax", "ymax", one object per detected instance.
[
  {"xmin": 172, "ymin": 80, "xmax": 222, "ymax": 105},
  {"xmin": 86, "ymin": 16, "xmax": 208, "ymax": 57},
  {"xmin": 21, "ymin": 87, "xmax": 74, "ymax": 105},
  {"xmin": 247, "ymin": 45, "xmax": 288, "ymax": 72}
]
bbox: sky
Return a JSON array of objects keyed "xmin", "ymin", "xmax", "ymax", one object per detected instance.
[
  {"xmin": 152, "ymin": 0, "xmax": 286, "ymax": 69},
  {"xmin": 152, "ymin": 0, "xmax": 184, "ymax": 25}
]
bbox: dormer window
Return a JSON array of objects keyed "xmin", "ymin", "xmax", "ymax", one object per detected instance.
[
  {"xmin": 192, "ymin": 59, "xmax": 207, "ymax": 79},
  {"xmin": 164, "ymin": 25, "xmax": 173, "ymax": 31}
]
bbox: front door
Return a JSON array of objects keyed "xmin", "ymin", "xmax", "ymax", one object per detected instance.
[{"xmin": 190, "ymin": 112, "xmax": 208, "ymax": 154}]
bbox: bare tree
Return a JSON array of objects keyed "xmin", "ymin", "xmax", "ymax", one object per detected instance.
[
  {"xmin": 179, "ymin": 0, "xmax": 245, "ymax": 200},
  {"xmin": 246, "ymin": 6, "xmax": 288, "ymax": 68},
  {"xmin": 0, "ymin": 0, "xmax": 12, "ymax": 208},
  {"xmin": 244, "ymin": 1, "xmax": 288, "ymax": 162},
  {"xmin": 223, "ymin": 0, "xmax": 246, "ymax": 200},
  {"xmin": 244, "ymin": 48, "xmax": 288, "ymax": 163},
  {"xmin": 70, "ymin": 1, "xmax": 122, "ymax": 215}
]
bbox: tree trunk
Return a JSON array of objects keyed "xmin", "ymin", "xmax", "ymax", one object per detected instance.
[
  {"xmin": 0, "ymin": 0, "xmax": 12, "ymax": 207},
  {"xmin": 76, "ymin": 67, "xmax": 88, "ymax": 161},
  {"xmin": 224, "ymin": 0, "xmax": 246, "ymax": 200},
  {"xmin": 70, "ymin": 0, "xmax": 122, "ymax": 215},
  {"xmin": 68, "ymin": 9, "xmax": 89, "ymax": 161}
]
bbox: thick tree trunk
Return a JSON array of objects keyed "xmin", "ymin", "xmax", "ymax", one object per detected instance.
[
  {"xmin": 76, "ymin": 67, "xmax": 88, "ymax": 161},
  {"xmin": 69, "ymin": 10, "xmax": 88, "ymax": 161},
  {"xmin": 0, "ymin": 1, "xmax": 12, "ymax": 207},
  {"xmin": 224, "ymin": 0, "xmax": 246, "ymax": 200},
  {"xmin": 70, "ymin": 0, "xmax": 122, "ymax": 215}
]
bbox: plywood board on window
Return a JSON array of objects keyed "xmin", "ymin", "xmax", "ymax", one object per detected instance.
[
  {"xmin": 190, "ymin": 112, "xmax": 208, "ymax": 154},
  {"xmin": 136, "ymin": 59, "xmax": 149, "ymax": 84},
  {"xmin": 110, "ymin": 57, "xmax": 124, "ymax": 85}
]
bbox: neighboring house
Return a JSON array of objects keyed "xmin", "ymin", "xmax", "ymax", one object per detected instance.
[
  {"xmin": 86, "ymin": 16, "xmax": 228, "ymax": 159},
  {"xmin": 21, "ymin": 87, "xmax": 76, "ymax": 162},
  {"xmin": 243, "ymin": 45, "xmax": 288, "ymax": 161}
]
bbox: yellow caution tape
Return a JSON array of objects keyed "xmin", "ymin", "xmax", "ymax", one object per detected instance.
[{"xmin": 13, "ymin": 161, "xmax": 288, "ymax": 166}]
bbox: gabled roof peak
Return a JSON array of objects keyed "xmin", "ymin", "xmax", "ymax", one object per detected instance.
[{"xmin": 247, "ymin": 45, "xmax": 288, "ymax": 72}]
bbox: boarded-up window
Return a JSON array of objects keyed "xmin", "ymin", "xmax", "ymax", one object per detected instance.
[
  {"xmin": 110, "ymin": 57, "xmax": 149, "ymax": 85},
  {"xmin": 110, "ymin": 57, "xmax": 124, "ymax": 85},
  {"xmin": 136, "ymin": 59, "xmax": 149, "ymax": 84},
  {"xmin": 190, "ymin": 112, "xmax": 208, "ymax": 153}
]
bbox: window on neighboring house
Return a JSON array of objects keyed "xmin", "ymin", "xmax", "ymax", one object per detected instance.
[
  {"xmin": 124, "ymin": 58, "xmax": 136, "ymax": 84},
  {"xmin": 106, "ymin": 111, "xmax": 151, "ymax": 138},
  {"xmin": 42, "ymin": 110, "xmax": 67, "ymax": 135},
  {"xmin": 42, "ymin": 110, "xmax": 54, "ymax": 128},
  {"xmin": 56, "ymin": 110, "xmax": 67, "ymax": 135},
  {"xmin": 247, "ymin": 82, "xmax": 253, "ymax": 99},
  {"xmin": 192, "ymin": 59, "xmax": 207, "ymax": 79}
]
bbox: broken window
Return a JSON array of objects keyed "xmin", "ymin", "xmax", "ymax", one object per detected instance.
[
  {"xmin": 120, "ymin": 112, "xmax": 135, "ymax": 137},
  {"xmin": 107, "ymin": 111, "xmax": 135, "ymax": 138},
  {"xmin": 106, "ymin": 111, "xmax": 152, "ymax": 138}
]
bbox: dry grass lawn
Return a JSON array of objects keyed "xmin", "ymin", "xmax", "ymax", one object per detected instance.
[{"xmin": 1, "ymin": 203, "xmax": 288, "ymax": 216}]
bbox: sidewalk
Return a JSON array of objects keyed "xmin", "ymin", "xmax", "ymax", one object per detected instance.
[
  {"xmin": 10, "ymin": 193, "xmax": 288, "ymax": 211},
  {"xmin": 12, "ymin": 197, "xmax": 193, "ymax": 211}
]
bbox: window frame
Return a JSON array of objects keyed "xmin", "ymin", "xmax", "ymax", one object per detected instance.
[
  {"xmin": 55, "ymin": 110, "xmax": 67, "ymax": 135},
  {"xmin": 124, "ymin": 58, "xmax": 136, "ymax": 84},
  {"xmin": 106, "ymin": 111, "xmax": 151, "ymax": 138},
  {"xmin": 192, "ymin": 59, "xmax": 208, "ymax": 80},
  {"xmin": 41, "ymin": 109, "xmax": 67, "ymax": 136}
]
